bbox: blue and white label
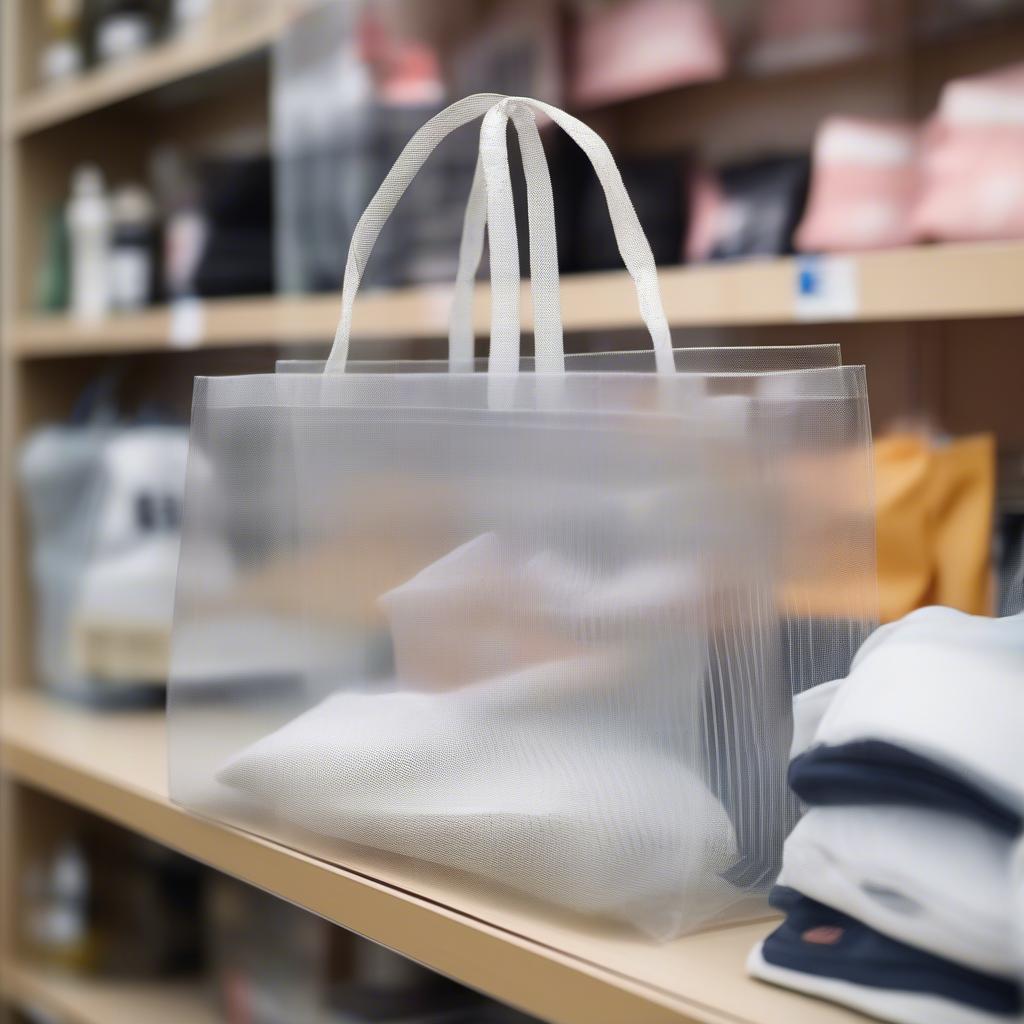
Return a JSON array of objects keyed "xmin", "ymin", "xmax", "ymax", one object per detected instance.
[{"xmin": 794, "ymin": 255, "xmax": 859, "ymax": 321}]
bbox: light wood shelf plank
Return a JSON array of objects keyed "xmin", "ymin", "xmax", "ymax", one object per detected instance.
[
  {"xmin": 1, "ymin": 959, "xmax": 217, "ymax": 1024},
  {"xmin": 9, "ymin": 243, "xmax": 1024, "ymax": 358},
  {"xmin": 0, "ymin": 690, "xmax": 867, "ymax": 1024},
  {"xmin": 9, "ymin": 9, "xmax": 286, "ymax": 137}
]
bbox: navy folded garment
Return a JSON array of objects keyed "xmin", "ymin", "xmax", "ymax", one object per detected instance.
[
  {"xmin": 758, "ymin": 887, "xmax": 1022, "ymax": 1018},
  {"xmin": 789, "ymin": 740, "xmax": 1024, "ymax": 838}
]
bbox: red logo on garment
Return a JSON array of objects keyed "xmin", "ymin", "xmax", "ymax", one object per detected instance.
[{"xmin": 802, "ymin": 926, "xmax": 844, "ymax": 945}]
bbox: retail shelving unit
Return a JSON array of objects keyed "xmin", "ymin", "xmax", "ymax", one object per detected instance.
[
  {"xmin": 8, "ymin": 8, "xmax": 287, "ymax": 137},
  {"xmin": 8, "ymin": 240, "xmax": 1024, "ymax": 357},
  {"xmin": 2, "ymin": 3, "xmax": 1023, "ymax": 1023}
]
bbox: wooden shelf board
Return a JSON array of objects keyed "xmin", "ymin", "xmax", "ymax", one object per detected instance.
[
  {"xmin": 8, "ymin": 243, "xmax": 1024, "ymax": 358},
  {"xmin": 1, "ymin": 959, "xmax": 217, "ymax": 1024},
  {"xmin": 0, "ymin": 691, "xmax": 868, "ymax": 1024},
  {"xmin": 9, "ymin": 11, "xmax": 285, "ymax": 137},
  {"xmin": 9, "ymin": 293, "xmax": 345, "ymax": 357}
]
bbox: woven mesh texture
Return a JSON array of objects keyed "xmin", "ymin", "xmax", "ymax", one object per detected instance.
[{"xmin": 168, "ymin": 365, "xmax": 874, "ymax": 938}]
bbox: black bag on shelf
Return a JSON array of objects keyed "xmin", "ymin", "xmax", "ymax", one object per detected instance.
[
  {"xmin": 553, "ymin": 138, "xmax": 690, "ymax": 272},
  {"xmin": 707, "ymin": 155, "xmax": 810, "ymax": 261},
  {"xmin": 195, "ymin": 155, "xmax": 275, "ymax": 298}
]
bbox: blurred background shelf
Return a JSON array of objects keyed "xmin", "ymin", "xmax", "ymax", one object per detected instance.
[
  {"xmin": 0, "ymin": 689, "xmax": 865, "ymax": 1024},
  {"xmin": 9, "ymin": 8, "xmax": 287, "ymax": 137},
  {"xmin": 11, "ymin": 242, "xmax": 1024, "ymax": 357},
  {"xmin": 11, "ymin": 292, "xmax": 345, "ymax": 357},
  {"xmin": 1, "ymin": 959, "xmax": 217, "ymax": 1024}
]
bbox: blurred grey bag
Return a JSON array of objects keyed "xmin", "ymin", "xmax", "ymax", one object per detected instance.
[{"xmin": 168, "ymin": 95, "xmax": 876, "ymax": 939}]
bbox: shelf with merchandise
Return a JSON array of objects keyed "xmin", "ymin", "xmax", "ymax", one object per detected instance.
[
  {"xmin": 8, "ymin": 5, "xmax": 287, "ymax": 138},
  {"xmin": 9, "ymin": 242, "xmax": 1024, "ymax": 358}
]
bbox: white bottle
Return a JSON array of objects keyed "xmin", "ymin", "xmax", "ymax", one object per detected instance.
[
  {"xmin": 66, "ymin": 164, "xmax": 111, "ymax": 322},
  {"xmin": 110, "ymin": 184, "xmax": 155, "ymax": 311}
]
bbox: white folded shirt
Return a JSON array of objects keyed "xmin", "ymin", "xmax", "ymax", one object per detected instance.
[
  {"xmin": 778, "ymin": 805, "xmax": 1017, "ymax": 977},
  {"xmin": 790, "ymin": 607, "xmax": 1024, "ymax": 814},
  {"xmin": 790, "ymin": 676, "xmax": 842, "ymax": 758}
]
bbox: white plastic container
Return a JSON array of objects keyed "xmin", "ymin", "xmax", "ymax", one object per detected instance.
[{"xmin": 66, "ymin": 164, "xmax": 111, "ymax": 322}]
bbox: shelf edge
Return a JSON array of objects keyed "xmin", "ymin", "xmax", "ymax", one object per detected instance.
[
  {"xmin": 8, "ymin": 244, "xmax": 1024, "ymax": 358},
  {"xmin": 0, "ymin": 700, "xmax": 724, "ymax": 1024}
]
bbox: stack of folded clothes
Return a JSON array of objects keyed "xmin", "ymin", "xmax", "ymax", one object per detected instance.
[{"xmin": 748, "ymin": 606, "xmax": 1024, "ymax": 1024}]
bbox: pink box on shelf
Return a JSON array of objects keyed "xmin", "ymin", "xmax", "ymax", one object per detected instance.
[
  {"xmin": 569, "ymin": 0, "xmax": 727, "ymax": 108},
  {"xmin": 913, "ymin": 62, "xmax": 1024, "ymax": 243},
  {"xmin": 796, "ymin": 116, "xmax": 919, "ymax": 252}
]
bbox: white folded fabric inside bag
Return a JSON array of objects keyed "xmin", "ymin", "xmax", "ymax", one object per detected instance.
[
  {"xmin": 217, "ymin": 661, "xmax": 737, "ymax": 938},
  {"xmin": 380, "ymin": 531, "xmax": 702, "ymax": 690}
]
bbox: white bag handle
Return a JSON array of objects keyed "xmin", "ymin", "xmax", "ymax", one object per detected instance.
[
  {"xmin": 326, "ymin": 93, "xmax": 558, "ymax": 374},
  {"xmin": 326, "ymin": 94, "xmax": 675, "ymax": 375},
  {"xmin": 449, "ymin": 105, "xmax": 562, "ymax": 373},
  {"xmin": 479, "ymin": 97, "xmax": 674, "ymax": 375}
]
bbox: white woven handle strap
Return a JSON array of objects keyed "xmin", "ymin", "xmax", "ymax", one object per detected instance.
[
  {"xmin": 480, "ymin": 97, "xmax": 675, "ymax": 375},
  {"xmin": 326, "ymin": 93, "xmax": 498, "ymax": 373},
  {"xmin": 449, "ymin": 105, "xmax": 561, "ymax": 373},
  {"xmin": 326, "ymin": 93, "xmax": 675, "ymax": 375},
  {"xmin": 325, "ymin": 93, "xmax": 556, "ymax": 374}
]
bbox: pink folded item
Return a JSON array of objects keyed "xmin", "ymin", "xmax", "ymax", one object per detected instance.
[
  {"xmin": 936, "ymin": 61, "xmax": 1024, "ymax": 127},
  {"xmin": 569, "ymin": 0, "xmax": 727, "ymax": 108},
  {"xmin": 746, "ymin": 0, "xmax": 879, "ymax": 74},
  {"xmin": 912, "ymin": 62, "xmax": 1024, "ymax": 242},
  {"xmin": 914, "ymin": 123, "xmax": 1024, "ymax": 241},
  {"xmin": 795, "ymin": 117, "xmax": 919, "ymax": 252}
]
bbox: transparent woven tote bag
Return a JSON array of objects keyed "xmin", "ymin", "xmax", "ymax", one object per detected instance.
[{"xmin": 168, "ymin": 95, "xmax": 876, "ymax": 941}]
